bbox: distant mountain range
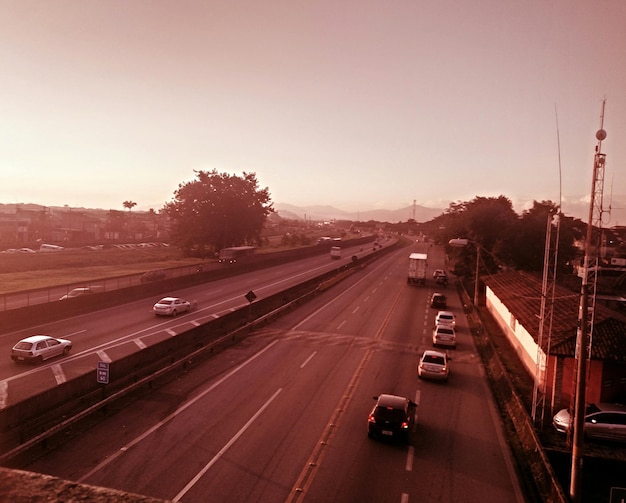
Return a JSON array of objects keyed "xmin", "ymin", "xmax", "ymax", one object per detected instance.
[{"xmin": 273, "ymin": 203, "xmax": 444, "ymax": 223}]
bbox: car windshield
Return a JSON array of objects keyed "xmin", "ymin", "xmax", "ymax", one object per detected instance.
[{"xmin": 424, "ymin": 355, "xmax": 445, "ymax": 365}]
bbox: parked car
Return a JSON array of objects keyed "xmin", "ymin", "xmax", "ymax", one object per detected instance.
[
  {"xmin": 433, "ymin": 324, "xmax": 456, "ymax": 348},
  {"xmin": 367, "ymin": 393, "xmax": 417, "ymax": 442},
  {"xmin": 435, "ymin": 310, "xmax": 456, "ymax": 327},
  {"xmin": 153, "ymin": 297, "xmax": 194, "ymax": 316},
  {"xmin": 60, "ymin": 287, "xmax": 97, "ymax": 301},
  {"xmin": 418, "ymin": 350, "xmax": 450, "ymax": 382},
  {"xmin": 11, "ymin": 335, "xmax": 72, "ymax": 363},
  {"xmin": 430, "ymin": 293, "xmax": 447, "ymax": 309},
  {"xmin": 553, "ymin": 403, "xmax": 626, "ymax": 442}
]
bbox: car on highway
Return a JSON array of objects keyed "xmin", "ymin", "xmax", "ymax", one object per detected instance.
[
  {"xmin": 433, "ymin": 270, "xmax": 447, "ymax": 285},
  {"xmin": 435, "ymin": 310, "xmax": 456, "ymax": 327},
  {"xmin": 153, "ymin": 297, "xmax": 193, "ymax": 316},
  {"xmin": 433, "ymin": 324, "xmax": 456, "ymax": 348},
  {"xmin": 59, "ymin": 287, "xmax": 97, "ymax": 301},
  {"xmin": 11, "ymin": 335, "xmax": 72, "ymax": 363},
  {"xmin": 367, "ymin": 393, "xmax": 417, "ymax": 442},
  {"xmin": 553, "ymin": 403, "xmax": 626, "ymax": 442},
  {"xmin": 418, "ymin": 349, "xmax": 450, "ymax": 382},
  {"xmin": 430, "ymin": 292, "xmax": 447, "ymax": 309}
]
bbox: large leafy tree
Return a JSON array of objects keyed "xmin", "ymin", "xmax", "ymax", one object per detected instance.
[
  {"xmin": 511, "ymin": 200, "xmax": 581, "ymax": 273},
  {"xmin": 433, "ymin": 196, "xmax": 518, "ymax": 275},
  {"xmin": 164, "ymin": 170, "xmax": 273, "ymax": 256}
]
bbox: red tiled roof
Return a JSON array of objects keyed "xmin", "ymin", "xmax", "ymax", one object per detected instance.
[{"xmin": 482, "ymin": 271, "xmax": 626, "ymax": 361}]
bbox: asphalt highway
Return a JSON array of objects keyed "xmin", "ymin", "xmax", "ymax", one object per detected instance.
[{"xmin": 17, "ymin": 242, "xmax": 526, "ymax": 503}]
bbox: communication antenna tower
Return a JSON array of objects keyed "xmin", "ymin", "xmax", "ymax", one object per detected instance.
[{"xmin": 569, "ymin": 99, "xmax": 608, "ymax": 502}]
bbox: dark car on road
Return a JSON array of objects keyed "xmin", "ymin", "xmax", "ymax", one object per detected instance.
[
  {"xmin": 430, "ymin": 292, "xmax": 447, "ymax": 309},
  {"xmin": 367, "ymin": 394, "xmax": 417, "ymax": 442}
]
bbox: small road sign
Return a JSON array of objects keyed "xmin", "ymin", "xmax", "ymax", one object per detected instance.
[{"xmin": 97, "ymin": 361, "xmax": 110, "ymax": 384}]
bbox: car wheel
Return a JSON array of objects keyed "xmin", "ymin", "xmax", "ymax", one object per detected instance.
[
  {"xmin": 172, "ymin": 309, "xmax": 178, "ymax": 317},
  {"xmin": 63, "ymin": 347, "xmax": 71, "ymax": 355},
  {"xmin": 37, "ymin": 355, "xmax": 44, "ymax": 364}
]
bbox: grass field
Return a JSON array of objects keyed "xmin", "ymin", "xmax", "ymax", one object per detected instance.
[{"xmin": 0, "ymin": 247, "xmax": 203, "ymax": 293}]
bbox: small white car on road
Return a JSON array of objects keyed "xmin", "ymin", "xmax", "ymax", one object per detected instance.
[
  {"xmin": 418, "ymin": 350, "xmax": 450, "ymax": 382},
  {"xmin": 11, "ymin": 335, "xmax": 72, "ymax": 364},
  {"xmin": 435, "ymin": 310, "xmax": 456, "ymax": 327},
  {"xmin": 433, "ymin": 324, "xmax": 456, "ymax": 348},
  {"xmin": 153, "ymin": 297, "xmax": 194, "ymax": 317}
]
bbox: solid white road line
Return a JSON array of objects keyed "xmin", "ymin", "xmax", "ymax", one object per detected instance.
[{"xmin": 172, "ymin": 388, "xmax": 283, "ymax": 502}]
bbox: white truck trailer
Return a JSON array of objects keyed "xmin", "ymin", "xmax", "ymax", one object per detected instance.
[{"xmin": 407, "ymin": 253, "xmax": 428, "ymax": 285}]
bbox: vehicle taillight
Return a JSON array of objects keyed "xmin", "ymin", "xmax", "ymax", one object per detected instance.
[
  {"xmin": 401, "ymin": 421, "xmax": 409, "ymax": 429},
  {"xmin": 368, "ymin": 414, "xmax": 376, "ymax": 424}
]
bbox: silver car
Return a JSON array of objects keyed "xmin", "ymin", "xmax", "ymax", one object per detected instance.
[
  {"xmin": 418, "ymin": 350, "xmax": 450, "ymax": 382},
  {"xmin": 433, "ymin": 324, "xmax": 456, "ymax": 348},
  {"xmin": 11, "ymin": 335, "xmax": 72, "ymax": 363},
  {"xmin": 153, "ymin": 297, "xmax": 193, "ymax": 316},
  {"xmin": 435, "ymin": 310, "xmax": 456, "ymax": 327},
  {"xmin": 553, "ymin": 403, "xmax": 626, "ymax": 442}
]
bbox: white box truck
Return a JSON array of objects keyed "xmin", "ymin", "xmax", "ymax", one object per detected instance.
[
  {"xmin": 407, "ymin": 253, "xmax": 428, "ymax": 285},
  {"xmin": 330, "ymin": 246, "xmax": 341, "ymax": 259}
]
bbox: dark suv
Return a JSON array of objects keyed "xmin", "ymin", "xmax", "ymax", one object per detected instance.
[{"xmin": 367, "ymin": 394, "xmax": 417, "ymax": 442}]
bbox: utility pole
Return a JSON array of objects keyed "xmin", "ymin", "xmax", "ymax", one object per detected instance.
[{"xmin": 570, "ymin": 101, "xmax": 607, "ymax": 502}]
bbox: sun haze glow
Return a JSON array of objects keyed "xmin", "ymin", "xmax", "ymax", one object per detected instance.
[{"xmin": 1, "ymin": 1, "xmax": 625, "ymax": 222}]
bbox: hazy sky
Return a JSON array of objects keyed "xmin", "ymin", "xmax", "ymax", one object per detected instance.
[{"xmin": 2, "ymin": 1, "xmax": 625, "ymax": 222}]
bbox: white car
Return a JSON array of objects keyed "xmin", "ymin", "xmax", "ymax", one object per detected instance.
[
  {"xmin": 60, "ymin": 287, "xmax": 97, "ymax": 301},
  {"xmin": 418, "ymin": 350, "xmax": 450, "ymax": 382},
  {"xmin": 433, "ymin": 324, "xmax": 456, "ymax": 348},
  {"xmin": 435, "ymin": 311, "xmax": 456, "ymax": 327},
  {"xmin": 553, "ymin": 403, "xmax": 626, "ymax": 442},
  {"xmin": 153, "ymin": 297, "xmax": 193, "ymax": 316},
  {"xmin": 11, "ymin": 335, "xmax": 72, "ymax": 363}
]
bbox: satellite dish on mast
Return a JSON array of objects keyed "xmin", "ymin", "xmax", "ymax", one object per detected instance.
[{"xmin": 596, "ymin": 129, "xmax": 607, "ymax": 141}]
